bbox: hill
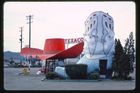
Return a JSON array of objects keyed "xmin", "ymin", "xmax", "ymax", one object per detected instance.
[{"xmin": 4, "ymin": 51, "xmax": 24, "ymax": 61}]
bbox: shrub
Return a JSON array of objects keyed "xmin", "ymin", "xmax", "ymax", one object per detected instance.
[
  {"xmin": 88, "ymin": 69, "xmax": 99, "ymax": 80},
  {"xmin": 106, "ymin": 69, "xmax": 113, "ymax": 78},
  {"xmin": 46, "ymin": 72, "xmax": 58, "ymax": 79},
  {"xmin": 14, "ymin": 63, "xmax": 19, "ymax": 68},
  {"xmin": 65, "ymin": 64, "xmax": 87, "ymax": 79},
  {"xmin": 125, "ymin": 76, "xmax": 133, "ymax": 80},
  {"xmin": 112, "ymin": 73, "xmax": 133, "ymax": 80}
]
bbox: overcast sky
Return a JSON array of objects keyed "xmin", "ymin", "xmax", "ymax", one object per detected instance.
[{"xmin": 4, "ymin": 1, "xmax": 135, "ymax": 52}]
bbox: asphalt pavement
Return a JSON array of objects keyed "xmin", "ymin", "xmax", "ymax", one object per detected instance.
[{"xmin": 3, "ymin": 67, "xmax": 135, "ymax": 90}]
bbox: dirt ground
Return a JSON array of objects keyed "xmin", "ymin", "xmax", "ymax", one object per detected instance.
[{"xmin": 3, "ymin": 67, "xmax": 136, "ymax": 91}]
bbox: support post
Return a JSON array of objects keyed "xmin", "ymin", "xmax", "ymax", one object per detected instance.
[
  {"xmin": 19, "ymin": 27, "xmax": 23, "ymax": 51},
  {"xmin": 26, "ymin": 15, "xmax": 33, "ymax": 48}
]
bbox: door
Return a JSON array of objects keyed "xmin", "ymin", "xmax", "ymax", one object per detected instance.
[{"xmin": 99, "ymin": 59, "xmax": 107, "ymax": 75}]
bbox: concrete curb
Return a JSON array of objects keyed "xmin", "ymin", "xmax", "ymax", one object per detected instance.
[{"xmin": 42, "ymin": 79, "xmax": 102, "ymax": 82}]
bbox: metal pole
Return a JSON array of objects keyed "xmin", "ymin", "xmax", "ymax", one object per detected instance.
[
  {"xmin": 21, "ymin": 28, "xmax": 22, "ymax": 51},
  {"xmin": 19, "ymin": 27, "xmax": 23, "ymax": 51},
  {"xmin": 26, "ymin": 15, "xmax": 33, "ymax": 48},
  {"xmin": 29, "ymin": 15, "xmax": 31, "ymax": 48}
]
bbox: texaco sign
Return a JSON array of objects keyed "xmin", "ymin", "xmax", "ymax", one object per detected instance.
[{"xmin": 64, "ymin": 37, "xmax": 84, "ymax": 44}]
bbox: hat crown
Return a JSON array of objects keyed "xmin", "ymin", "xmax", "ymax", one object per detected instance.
[{"xmin": 44, "ymin": 38, "xmax": 65, "ymax": 54}]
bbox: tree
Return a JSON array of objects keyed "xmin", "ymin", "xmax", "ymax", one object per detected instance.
[
  {"xmin": 112, "ymin": 39, "xmax": 124, "ymax": 79},
  {"xmin": 112, "ymin": 32, "xmax": 135, "ymax": 80},
  {"xmin": 124, "ymin": 32, "xmax": 135, "ymax": 72}
]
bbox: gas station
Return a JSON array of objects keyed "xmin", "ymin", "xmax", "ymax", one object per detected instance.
[{"xmin": 20, "ymin": 11, "xmax": 115, "ymax": 79}]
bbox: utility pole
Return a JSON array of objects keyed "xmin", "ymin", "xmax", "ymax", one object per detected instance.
[
  {"xmin": 26, "ymin": 15, "xmax": 33, "ymax": 48},
  {"xmin": 19, "ymin": 27, "xmax": 23, "ymax": 51}
]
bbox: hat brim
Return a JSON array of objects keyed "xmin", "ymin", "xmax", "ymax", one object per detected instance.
[{"xmin": 20, "ymin": 42, "xmax": 84, "ymax": 60}]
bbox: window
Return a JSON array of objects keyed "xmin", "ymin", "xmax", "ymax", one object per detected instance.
[
  {"xmin": 93, "ymin": 20, "xmax": 95, "ymax": 24},
  {"xmin": 90, "ymin": 24, "xmax": 92, "ymax": 29},
  {"xmin": 108, "ymin": 18, "xmax": 112, "ymax": 21},
  {"xmin": 109, "ymin": 24, "xmax": 111, "ymax": 29},
  {"xmin": 88, "ymin": 27, "xmax": 89, "ymax": 31},
  {"xmin": 105, "ymin": 22, "xmax": 108, "ymax": 28},
  {"xmin": 103, "ymin": 15, "xmax": 107, "ymax": 17},
  {"xmin": 93, "ymin": 14, "xmax": 96, "ymax": 16}
]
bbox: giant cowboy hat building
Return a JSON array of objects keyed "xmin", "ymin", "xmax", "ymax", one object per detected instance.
[{"xmin": 20, "ymin": 38, "xmax": 84, "ymax": 72}]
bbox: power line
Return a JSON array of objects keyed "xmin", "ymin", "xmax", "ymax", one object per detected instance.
[{"xmin": 26, "ymin": 15, "xmax": 33, "ymax": 48}]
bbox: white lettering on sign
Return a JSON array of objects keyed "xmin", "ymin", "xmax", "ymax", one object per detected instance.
[{"xmin": 64, "ymin": 38, "xmax": 84, "ymax": 44}]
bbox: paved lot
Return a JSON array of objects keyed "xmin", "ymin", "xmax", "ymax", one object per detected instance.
[{"xmin": 4, "ymin": 67, "xmax": 135, "ymax": 90}]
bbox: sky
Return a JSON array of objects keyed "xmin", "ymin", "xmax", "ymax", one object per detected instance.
[{"xmin": 4, "ymin": 1, "xmax": 136, "ymax": 52}]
